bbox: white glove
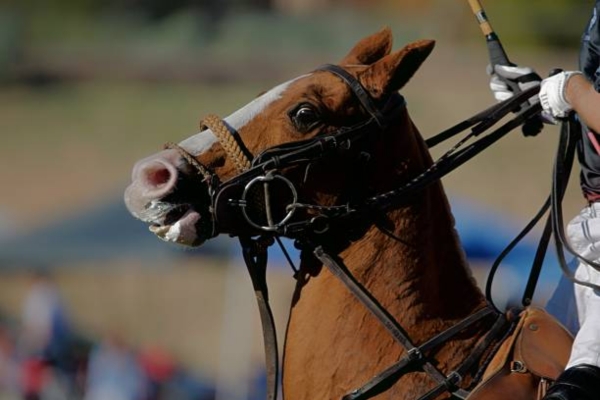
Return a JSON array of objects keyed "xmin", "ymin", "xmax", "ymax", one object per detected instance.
[
  {"xmin": 489, "ymin": 64, "xmax": 541, "ymax": 104},
  {"xmin": 539, "ymin": 71, "xmax": 583, "ymax": 119}
]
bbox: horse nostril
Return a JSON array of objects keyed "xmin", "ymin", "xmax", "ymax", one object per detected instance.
[
  {"xmin": 138, "ymin": 160, "xmax": 178, "ymax": 193},
  {"xmin": 147, "ymin": 166, "xmax": 171, "ymax": 187}
]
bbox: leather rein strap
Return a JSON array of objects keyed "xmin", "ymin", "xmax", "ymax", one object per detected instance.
[
  {"xmin": 313, "ymin": 246, "xmax": 507, "ymax": 400},
  {"xmin": 486, "ymin": 114, "xmax": 600, "ymax": 312}
]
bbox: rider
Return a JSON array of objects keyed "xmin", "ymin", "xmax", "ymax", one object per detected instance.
[{"xmin": 488, "ymin": 2, "xmax": 600, "ymax": 400}]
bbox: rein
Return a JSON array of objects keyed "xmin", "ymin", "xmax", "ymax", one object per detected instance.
[
  {"xmin": 170, "ymin": 64, "xmax": 542, "ymax": 399},
  {"xmin": 313, "ymin": 246, "xmax": 509, "ymax": 400},
  {"xmin": 235, "ymin": 86, "xmax": 540, "ymax": 236},
  {"xmin": 203, "ymin": 81, "xmax": 542, "ymax": 240}
]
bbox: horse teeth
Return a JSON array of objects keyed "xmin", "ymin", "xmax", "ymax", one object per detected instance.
[
  {"xmin": 165, "ymin": 222, "xmax": 182, "ymax": 242},
  {"xmin": 149, "ymin": 224, "xmax": 170, "ymax": 238}
]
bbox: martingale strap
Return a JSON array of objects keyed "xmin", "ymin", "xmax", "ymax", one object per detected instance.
[{"xmin": 313, "ymin": 246, "xmax": 508, "ymax": 400}]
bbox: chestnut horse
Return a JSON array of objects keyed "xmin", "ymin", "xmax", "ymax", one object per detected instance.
[{"xmin": 125, "ymin": 29, "xmax": 572, "ymax": 399}]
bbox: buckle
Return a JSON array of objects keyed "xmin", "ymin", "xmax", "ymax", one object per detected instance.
[
  {"xmin": 446, "ymin": 371, "xmax": 462, "ymax": 386},
  {"xmin": 407, "ymin": 348, "xmax": 423, "ymax": 361}
]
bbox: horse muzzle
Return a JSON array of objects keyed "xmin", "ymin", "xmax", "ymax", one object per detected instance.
[{"xmin": 124, "ymin": 149, "xmax": 215, "ymax": 246}]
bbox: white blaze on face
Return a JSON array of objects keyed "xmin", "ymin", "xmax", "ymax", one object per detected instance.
[
  {"xmin": 178, "ymin": 74, "xmax": 310, "ymax": 156},
  {"xmin": 158, "ymin": 74, "xmax": 310, "ymax": 245}
]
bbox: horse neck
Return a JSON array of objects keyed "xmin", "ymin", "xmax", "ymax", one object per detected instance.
[
  {"xmin": 282, "ymin": 111, "xmax": 489, "ymax": 398},
  {"xmin": 327, "ymin": 109, "xmax": 486, "ymax": 333}
]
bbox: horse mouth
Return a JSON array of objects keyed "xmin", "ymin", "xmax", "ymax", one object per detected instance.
[
  {"xmin": 136, "ymin": 201, "xmax": 209, "ymax": 247},
  {"xmin": 149, "ymin": 209, "xmax": 203, "ymax": 246},
  {"xmin": 124, "ymin": 148, "xmax": 216, "ymax": 247}
]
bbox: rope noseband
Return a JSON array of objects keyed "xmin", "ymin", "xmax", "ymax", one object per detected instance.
[{"xmin": 202, "ymin": 114, "xmax": 253, "ymax": 173}]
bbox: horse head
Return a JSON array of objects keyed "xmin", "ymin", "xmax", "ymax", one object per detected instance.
[
  {"xmin": 124, "ymin": 28, "xmax": 575, "ymax": 400},
  {"xmin": 124, "ymin": 28, "xmax": 434, "ymax": 247}
]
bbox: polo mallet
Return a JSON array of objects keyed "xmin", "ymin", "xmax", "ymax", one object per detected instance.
[{"xmin": 467, "ymin": 0, "xmax": 543, "ymax": 136}]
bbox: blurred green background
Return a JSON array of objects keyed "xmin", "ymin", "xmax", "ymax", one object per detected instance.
[{"xmin": 0, "ymin": 0, "xmax": 594, "ymax": 399}]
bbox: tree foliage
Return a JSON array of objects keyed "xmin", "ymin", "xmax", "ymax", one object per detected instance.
[{"xmin": 484, "ymin": 0, "xmax": 592, "ymax": 49}]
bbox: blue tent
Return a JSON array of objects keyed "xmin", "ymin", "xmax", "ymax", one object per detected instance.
[{"xmin": 0, "ymin": 198, "xmax": 231, "ymax": 267}]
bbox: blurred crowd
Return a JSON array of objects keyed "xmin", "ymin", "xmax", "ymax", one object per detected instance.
[{"xmin": 0, "ymin": 272, "xmax": 215, "ymax": 400}]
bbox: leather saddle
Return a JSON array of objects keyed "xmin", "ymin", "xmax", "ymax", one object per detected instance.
[{"xmin": 467, "ymin": 307, "xmax": 573, "ymax": 400}]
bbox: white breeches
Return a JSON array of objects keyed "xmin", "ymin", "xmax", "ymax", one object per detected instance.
[{"xmin": 565, "ymin": 203, "xmax": 600, "ymax": 368}]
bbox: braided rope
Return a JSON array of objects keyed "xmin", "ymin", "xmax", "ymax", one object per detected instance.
[
  {"xmin": 202, "ymin": 114, "xmax": 252, "ymax": 173},
  {"xmin": 201, "ymin": 114, "xmax": 270, "ymax": 222},
  {"xmin": 164, "ymin": 141, "xmax": 214, "ymax": 183}
]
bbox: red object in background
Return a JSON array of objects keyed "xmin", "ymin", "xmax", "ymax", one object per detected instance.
[
  {"xmin": 138, "ymin": 346, "xmax": 176, "ymax": 382},
  {"xmin": 21, "ymin": 358, "xmax": 47, "ymax": 396}
]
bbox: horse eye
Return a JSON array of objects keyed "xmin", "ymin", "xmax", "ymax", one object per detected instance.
[{"xmin": 291, "ymin": 105, "xmax": 320, "ymax": 132}]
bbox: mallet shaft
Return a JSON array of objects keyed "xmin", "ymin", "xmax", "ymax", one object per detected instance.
[{"xmin": 467, "ymin": 0, "xmax": 511, "ymax": 66}]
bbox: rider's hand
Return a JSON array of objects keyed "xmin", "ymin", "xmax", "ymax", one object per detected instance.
[
  {"xmin": 489, "ymin": 64, "xmax": 542, "ymax": 104},
  {"xmin": 489, "ymin": 64, "xmax": 556, "ymax": 131},
  {"xmin": 539, "ymin": 71, "xmax": 583, "ymax": 120}
]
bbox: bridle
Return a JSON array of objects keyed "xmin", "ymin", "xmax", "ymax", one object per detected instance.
[
  {"xmin": 166, "ymin": 64, "xmax": 545, "ymax": 400},
  {"xmin": 167, "ymin": 63, "xmax": 541, "ymax": 240},
  {"xmin": 165, "ymin": 64, "xmax": 408, "ymax": 238}
]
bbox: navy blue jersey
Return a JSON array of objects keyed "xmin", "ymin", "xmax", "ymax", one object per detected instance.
[{"xmin": 578, "ymin": 2, "xmax": 600, "ymax": 201}]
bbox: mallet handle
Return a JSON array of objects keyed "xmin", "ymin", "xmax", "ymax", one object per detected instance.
[{"xmin": 467, "ymin": 0, "xmax": 512, "ymax": 67}]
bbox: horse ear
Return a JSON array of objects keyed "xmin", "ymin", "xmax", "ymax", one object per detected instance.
[
  {"xmin": 358, "ymin": 39, "xmax": 435, "ymax": 99},
  {"xmin": 339, "ymin": 27, "xmax": 394, "ymax": 65}
]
